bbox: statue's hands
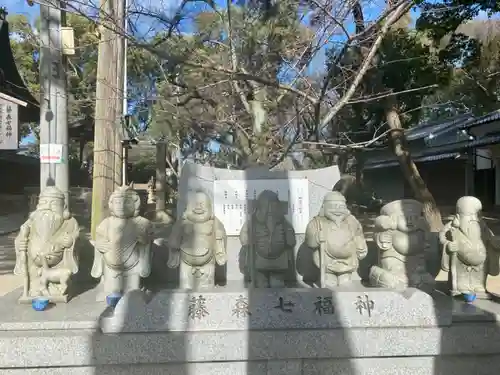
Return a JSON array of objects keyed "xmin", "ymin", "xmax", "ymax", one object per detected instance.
[
  {"xmin": 16, "ymin": 238, "xmax": 28, "ymax": 252},
  {"xmin": 59, "ymin": 233, "xmax": 73, "ymax": 248},
  {"xmin": 379, "ymin": 232, "xmax": 392, "ymax": 244},
  {"xmin": 446, "ymin": 241, "xmax": 458, "ymax": 253},
  {"xmin": 215, "ymin": 251, "xmax": 227, "ymax": 266},
  {"xmin": 167, "ymin": 249, "xmax": 181, "ymax": 268}
]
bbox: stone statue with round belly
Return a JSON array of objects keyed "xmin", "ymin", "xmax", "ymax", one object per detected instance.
[
  {"xmin": 305, "ymin": 192, "xmax": 368, "ymax": 288},
  {"xmin": 240, "ymin": 190, "xmax": 296, "ymax": 288},
  {"xmin": 14, "ymin": 186, "xmax": 80, "ymax": 303},
  {"xmin": 91, "ymin": 184, "xmax": 153, "ymax": 301},
  {"xmin": 167, "ymin": 190, "xmax": 227, "ymax": 290},
  {"xmin": 369, "ymin": 199, "xmax": 435, "ymax": 291},
  {"xmin": 439, "ymin": 196, "xmax": 500, "ymax": 299}
]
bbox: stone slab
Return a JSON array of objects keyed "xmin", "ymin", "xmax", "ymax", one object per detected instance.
[
  {"xmin": 99, "ymin": 285, "xmax": 452, "ymax": 333},
  {"xmin": 4, "ymin": 356, "xmax": 500, "ymax": 375},
  {"xmin": 4, "ymin": 324, "xmax": 500, "ymax": 367}
]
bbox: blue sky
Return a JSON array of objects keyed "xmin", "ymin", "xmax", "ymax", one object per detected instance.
[{"xmin": 3, "ymin": 0, "xmax": 496, "ymax": 146}]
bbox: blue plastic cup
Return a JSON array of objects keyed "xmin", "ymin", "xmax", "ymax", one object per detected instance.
[
  {"xmin": 106, "ymin": 293, "xmax": 122, "ymax": 307},
  {"xmin": 32, "ymin": 297, "xmax": 50, "ymax": 311},
  {"xmin": 463, "ymin": 293, "xmax": 477, "ymax": 303}
]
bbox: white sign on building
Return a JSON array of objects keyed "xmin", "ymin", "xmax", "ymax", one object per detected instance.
[
  {"xmin": 213, "ymin": 179, "xmax": 310, "ymax": 235},
  {"xmin": 0, "ymin": 98, "xmax": 19, "ymax": 150}
]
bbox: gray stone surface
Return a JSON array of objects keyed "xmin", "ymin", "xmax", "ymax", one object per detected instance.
[
  {"xmin": 175, "ymin": 162, "xmax": 341, "ymax": 286},
  {"xmin": 1, "ymin": 285, "xmax": 500, "ymax": 374},
  {"xmin": 99, "ymin": 284, "xmax": 451, "ymax": 333},
  {"xmin": 4, "ymin": 357, "xmax": 500, "ymax": 375}
]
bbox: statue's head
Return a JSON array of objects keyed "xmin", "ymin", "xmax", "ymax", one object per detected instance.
[
  {"xmin": 453, "ymin": 196, "xmax": 482, "ymax": 237},
  {"xmin": 184, "ymin": 190, "xmax": 213, "ymax": 223},
  {"xmin": 109, "ymin": 183, "xmax": 141, "ymax": 219},
  {"xmin": 379, "ymin": 199, "xmax": 423, "ymax": 232},
  {"xmin": 36, "ymin": 186, "xmax": 70, "ymax": 220},
  {"xmin": 321, "ymin": 191, "xmax": 349, "ymax": 222},
  {"xmin": 254, "ymin": 190, "xmax": 284, "ymax": 223}
]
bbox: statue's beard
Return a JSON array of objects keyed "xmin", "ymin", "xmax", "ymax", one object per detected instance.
[
  {"xmin": 33, "ymin": 210, "xmax": 63, "ymax": 240},
  {"xmin": 325, "ymin": 212, "xmax": 346, "ymax": 223},
  {"xmin": 187, "ymin": 210, "xmax": 211, "ymax": 223}
]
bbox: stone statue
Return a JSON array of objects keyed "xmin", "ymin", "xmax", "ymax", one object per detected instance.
[
  {"xmin": 14, "ymin": 186, "xmax": 79, "ymax": 303},
  {"xmin": 439, "ymin": 196, "xmax": 500, "ymax": 299},
  {"xmin": 240, "ymin": 190, "xmax": 295, "ymax": 288},
  {"xmin": 167, "ymin": 190, "xmax": 227, "ymax": 289},
  {"xmin": 91, "ymin": 184, "xmax": 153, "ymax": 301},
  {"xmin": 369, "ymin": 199, "xmax": 435, "ymax": 291},
  {"xmin": 305, "ymin": 191, "xmax": 367, "ymax": 287}
]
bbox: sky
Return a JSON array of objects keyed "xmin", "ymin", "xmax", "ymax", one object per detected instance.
[{"xmin": 2, "ymin": 0, "xmax": 497, "ymax": 146}]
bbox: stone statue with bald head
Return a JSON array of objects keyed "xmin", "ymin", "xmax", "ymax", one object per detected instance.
[
  {"xmin": 439, "ymin": 196, "xmax": 500, "ymax": 299},
  {"xmin": 167, "ymin": 190, "xmax": 227, "ymax": 289},
  {"xmin": 305, "ymin": 191, "xmax": 367, "ymax": 288},
  {"xmin": 91, "ymin": 184, "xmax": 153, "ymax": 301},
  {"xmin": 14, "ymin": 186, "xmax": 80, "ymax": 303},
  {"xmin": 369, "ymin": 199, "xmax": 435, "ymax": 291}
]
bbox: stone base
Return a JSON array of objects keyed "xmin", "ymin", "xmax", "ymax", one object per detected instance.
[
  {"xmin": 18, "ymin": 294, "xmax": 69, "ymax": 304},
  {"xmin": 2, "ymin": 284, "xmax": 500, "ymax": 374}
]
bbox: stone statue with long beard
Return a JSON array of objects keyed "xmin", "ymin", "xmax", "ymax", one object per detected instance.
[
  {"xmin": 239, "ymin": 190, "xmax": 295, "ymax": 288},
  {"xmin": 439, "ymin": 196, "xmax": 500, "ymax": 299},
  {"xmin": 167, "ymin": 190, "xmax": 227, "ymax": 290},
  {"xmin": 14, "ymin": 186, "xmax": 80, "ymax": 303},
  {"xmin": 91, "ymin": 184, "xmax": 153, "ymax": 301},
  {"xmin": 305, "ymin": 192, "xmax": 368, "ymax": 288}
]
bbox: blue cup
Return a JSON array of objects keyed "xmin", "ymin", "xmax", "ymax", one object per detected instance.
[
  {"xmin": 32, "ymin": 297, "xmax": 50, "ymax": 311},
  {"xmin": 463, "ymin": 293, "xmax": 477, "ymax": 303},
  {"xmin": 106, "ymin": 293, "xmax": 122, "ymax": 307}
]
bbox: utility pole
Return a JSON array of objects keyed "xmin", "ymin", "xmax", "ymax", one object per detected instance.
[
  {"xmin": 39, "ymin": 0, "xmax": 69, "ymax": 205},
  {"xmin": 90, "ymin": 0, "xmax": 126, "ymax": 238}
]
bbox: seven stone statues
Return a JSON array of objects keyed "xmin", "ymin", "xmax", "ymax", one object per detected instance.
[
  {"xmin": 15, "ymin": 182, "xmax": 500, "ymax": 304},
  {"xmin": 369, "ymin": 199, "xmax": 435, "ymax": 291},
  {"xmin": 240, "ymin": 190, "xmax": 295, "ymax": 288},
  {"xmin": 167, "ymin": 190, "xmax": 227, "ymax": 289},
  {"xmin": 14, "ymin": 186, "xmax": 80, "ymax": 303},
  {"xmin": 91, "ymin": 184, "xmax": 153, "ymax": 301},
  {"xmin": 305, "ymin": 192, "xmax": 367, "ymax": 288},
  {"xmin": 439, "ymin": 196, "xmax": 500, "ymax": 299}
]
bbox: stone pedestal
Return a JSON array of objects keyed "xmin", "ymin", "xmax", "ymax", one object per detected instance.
[{"xmin": 3, "ymin": 284, "xmax": 500, "ymax": 374}]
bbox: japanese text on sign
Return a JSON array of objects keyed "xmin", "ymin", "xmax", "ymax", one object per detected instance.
[
  {"xmin": 188, "ymin": 295, "xmax": 209, "ymax": 320},
  {"xmin": 0, "ymin": 99, "xmax": 18, "ymax": 150},
  {"xmin": 355, "ymin": 295, "xmax": 374, "ymax": 317},
  {"xmin": 232, "ymin": 295, "xmax": 251, "ymax": 318}
]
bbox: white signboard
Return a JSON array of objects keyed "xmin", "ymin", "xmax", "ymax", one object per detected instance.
[
  {"xmin": 40, "ymin": 143, "xmax": 64, "ymax": 163},
  {"xmin": 0, "ymin": 99, "xmax": 19, "ymax": 150},
  {"xmin": 213, "ymin": 179, "xmax": 310, "ymax": 235}
]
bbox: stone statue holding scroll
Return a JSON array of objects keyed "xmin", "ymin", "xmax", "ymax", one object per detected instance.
[
  {"xmin": 167, "ymin": 190, "xmax": 227, "ymax": 289},
  {"xmin": 369, "ymin": 199, "xmax": 435, "ymax": 291},
  {"xmin": 91, "ymin": 184, "xmax": 153, "ymax": 301},
  {"xmin": 14, "ymin": 186, "xmax": 80, "ymax": 303},
  {"xmin": 439, "ymin": 196, "xmax": 500, "ymax": 299},
  {"xmin": 240, "ymin": 190, "xmax": 296, "ymax": 288},
  {"xmin": 305, "ymin": 191, "xmax": 367, "ymax": 287}
]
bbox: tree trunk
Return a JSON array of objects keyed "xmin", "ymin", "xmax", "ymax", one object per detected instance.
[
  {"xmin": 385, "ymin": 105, "xmax": 443, "ymax": 232},
  {"xmin": 90, "ymin": 0, "xmax": 125, "ymax": 239}
]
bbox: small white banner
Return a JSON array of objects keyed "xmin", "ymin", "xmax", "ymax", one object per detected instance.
[{"xmin": 40, "ymin": 143, "xmax": 64, "ymax": 164}]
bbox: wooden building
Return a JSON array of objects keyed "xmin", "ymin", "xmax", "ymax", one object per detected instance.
[{"xmin": 364, "ymin": 111, "xmax": 500, "ymax": 208}]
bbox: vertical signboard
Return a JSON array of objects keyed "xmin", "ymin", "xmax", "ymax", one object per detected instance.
[{"xmin": 0, "ymin": 98, "xmax": 19, "ymax": 150}]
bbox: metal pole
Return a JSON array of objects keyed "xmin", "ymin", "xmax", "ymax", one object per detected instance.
[{"xmin": 39, "ymin": 0, "xmax": 69, "ymax": 206}]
